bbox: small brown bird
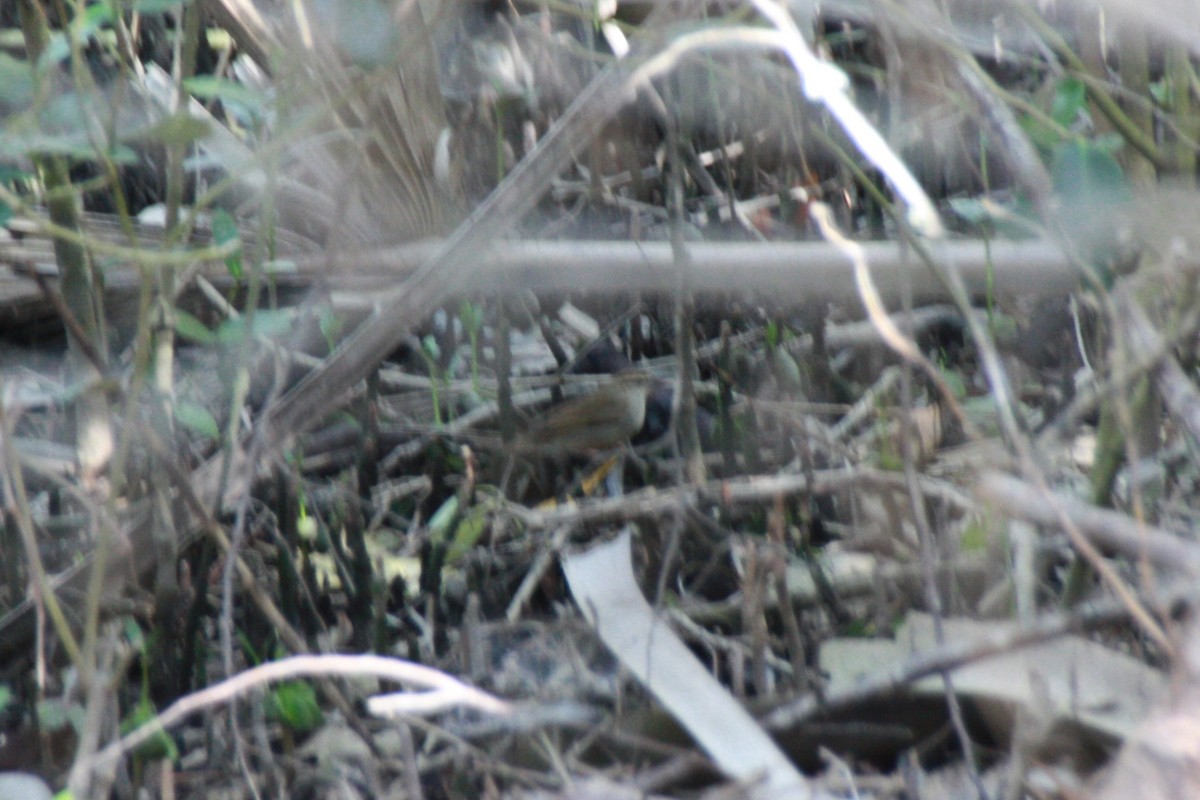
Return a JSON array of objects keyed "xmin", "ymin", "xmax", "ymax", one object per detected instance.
[{"xmin": 514, "ymin": 371, "xmax": 653, "ymax": 454}]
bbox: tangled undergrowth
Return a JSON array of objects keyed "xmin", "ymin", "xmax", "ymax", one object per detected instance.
[{"xmin": 2, "ymin": 1, "xmax": 1200, "ymax": 798}]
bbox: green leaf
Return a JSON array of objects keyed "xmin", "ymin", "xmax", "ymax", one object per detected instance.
[
  {"xmin": 215, "ymin": 317, "xmax": 246, "ymax": 345},
  {"xmin": 183, "ymin": 75, "xmax": 268, "ymax": 116},
  {"xmin": 120, "ymin": 698, "xmax": 179, "ymax": 761},
  {"xmin": 210, "ymin": 208, "xmax": 243, "ymax": 279},
  {"xmin": 0, "ymin": 163, "xmax": 28, "ymax": 184},
  {"xmin": 103, "ymin": 143, "xmax": 141, "ymax": 164},
  {"xmin": 318, "ymin": 308, "xmax": 343, "ymax": 353},
  {"xmin": 1149, "ymin": 78, "xmax": 1171, "ymax": 108},
  {"xmin": 421, "ymin": 334, "xmax": 440, "ymax": 362},
  {"xmin": 877, "ymin": 450, "xmax": 904, "ymax": 472},
  {"xmin": 0, "ymin": 53, "xmax": 34, "ymax": 106},
  {"xmin": 38, "ymin": 697, "xmax": 83, "ymax": 733},
  {"xmin": 946, "ymin": 196, "xmax": 990, "ymax": 226},
  {"xmin": 174, "ymin": 309, "xmax": 215, "ymax": 344},
  {"xmin": 1018, "ymin": 112, "xmax": 1060, "ymax": 153},
  {"xmin": 206, "ymin": 27, "xmax": 232, "ymax": 50},
  {"xmin": 1050, "ymin": 141, "xmax": 1130, "ymax": 263},
  {"xmin": 124, "ymin": 112, "xmax": 211, "ymax": 147},
  {"xmin": 78, "ymin": 3, "xmax": 116, "ymax": 41},
  {"xmin": 769, "ymin": 349, "xmax": 803, "ymax": 393},
  {"xmin": 458, "ymin": 300, "xmax": 484, "ymax": 334},
  {"xmin": 960, "ymin": 517, "xmax": 990, "ymax": 553},
  {"xmin": 32, "ymin": 6, "xmax": 114, "ymax": 69},
  {"xmin": 133, "ymin": 0, "xmax": 195, "ymax": 13},
  {"xmin": 1051, "ymin": 141, "xmax": 1128, "ymax": 198},
  {"xmin": 268, "ymin": 680, "xmax": 323, "ymax": 732},
  {"xmin": 216, "ymin": 309, "xmax": 292, "ymax": 344},
  {"xmin": 123, "ymin": 617, "xmax": 146, "ymax": 651},
  {"xmin": 0, "ymin": 164, "xmax": 27, "ymax": 227},
  {"xmin": 428, "ymin": 495, "xmax": 459, "ymax": 541},
  {"xmin": 237, "ymin": 630, "xmax": 262, "ymax": 665},
  {"xmin": 445, "ymin": 503, "xmax": 490, "ymax": 564},
  {"xmin": 1051, "ymin": 76, "xmax": 1087, "ymax": 128},
  {"xmin": 841, "ymin": 618, "xmax": 876, "ymax": 637},
  {"xmin": 250, "ymin": 309, "xmax": 293, "ymax": 338},
  {"xmin": 937, "ymin": 366, "xmax": 966, "ymax": 399},
  {"xmin": 38, "ymin": 33, "xmax": 71, "ymax": 70},
  {"xmin": 2, "ymin": 133, "xmax": 139, "ymax": 162},
  {"xmin": 176, "ymin": 401, "xmax": 219, "ymax": 440},
  {"xmin": 1090, "ymin": 131, "xmax": 1126, "ymax": 155}
]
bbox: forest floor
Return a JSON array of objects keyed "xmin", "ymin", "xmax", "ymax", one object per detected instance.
[{"xmin": 2, "ymin": 2, "xmax": 1200, "ymax": 798}]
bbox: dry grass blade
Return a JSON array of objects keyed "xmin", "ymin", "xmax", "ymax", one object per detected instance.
[{"xmin": 273, "ymin": 1, "xmax": 452, "ymax": 246}]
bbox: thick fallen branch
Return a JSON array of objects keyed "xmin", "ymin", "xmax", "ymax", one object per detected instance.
[
  {"xmin": 976, "ymin": 471, "xmax": 1200, "ymax": 573},
  {"xmin": 2, "ymin": 235, "xmax": 1083, "ymax": 322},
  {"xmin": 318, "ymin": 237, "xmax": 1080, "ymax": 304}
]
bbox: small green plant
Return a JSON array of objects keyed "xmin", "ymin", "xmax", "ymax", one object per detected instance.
[
  {"xmin": 267, "ymin": 679, "xmax": 323, "ymax": 734},
  {"xmin": 319, "ymin": 307, "xmax": 344, "ymax": 354},
  {"xmin": 459, "ymin": 300, "xmax": 485, "ymax": 394},
  {"xmin": 210, "ymin": 208, "xmax": 244, "ymax": 282},
  {"xmin": 119, "ymin": 619, "xmax": 179, "ymax": 762},
  {"xmin": 420, "ymin": 334, "xmax": 445, "ymax": 426},
  {"xmin": 0, "ymin": 165, "xmax": 30, "ymax": 227}
]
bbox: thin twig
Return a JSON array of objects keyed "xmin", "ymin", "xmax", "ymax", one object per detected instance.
[{"xmin": 80, "ymin": 653, "xmax": 511, "ymax": 778}]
